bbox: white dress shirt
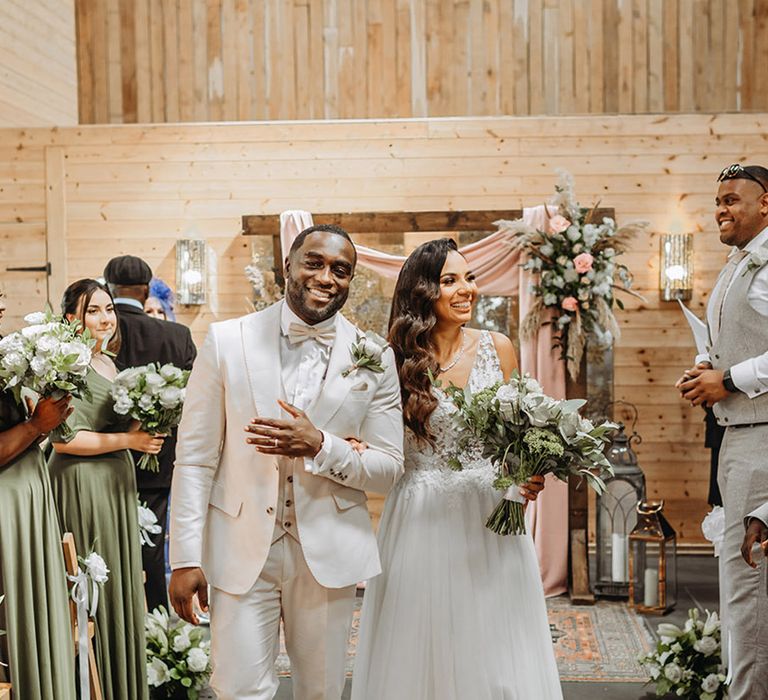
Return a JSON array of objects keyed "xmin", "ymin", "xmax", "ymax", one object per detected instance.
[
  {"xmin": 697, "ymin": 225, "xmax": 768, "ymax": 397},
  {"xmin": 279, "ymin": 301, "xmax": 335, "ymax": 468}
]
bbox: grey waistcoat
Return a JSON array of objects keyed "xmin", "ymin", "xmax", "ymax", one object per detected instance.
[{"xmin": 710, "ymin": 260, "xmax": 768, "ymax": 426}]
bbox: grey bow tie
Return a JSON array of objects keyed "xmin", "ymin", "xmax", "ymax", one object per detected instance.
[{"xmin": 287, "ymin": 322, "xmax": 336, "ymax": 346}]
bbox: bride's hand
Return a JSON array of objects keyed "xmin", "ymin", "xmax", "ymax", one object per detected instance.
[
  {"xmin": 519, "ymin": 474, "xmax": 545, "ymax": 502},
  {"xmin": 345, "ymin": 437, "xmax": 368, "ymax": 454}
]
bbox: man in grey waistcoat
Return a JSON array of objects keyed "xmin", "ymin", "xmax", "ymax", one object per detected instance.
[{"xmin": 676, "ymin": 163, "xmax": 768, "ymax": 699}]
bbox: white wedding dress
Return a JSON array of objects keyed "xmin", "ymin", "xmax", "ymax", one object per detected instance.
[{"xmin": 352, "ymin": 331, "xmax": 563, "ymax": 700}]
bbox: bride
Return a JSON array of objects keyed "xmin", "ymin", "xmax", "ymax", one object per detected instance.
[{"xmin": 352, "ymin": 238, "xmax": 563, "ymax": 699}]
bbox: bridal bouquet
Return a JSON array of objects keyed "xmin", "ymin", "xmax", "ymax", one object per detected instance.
[
  {"xmin": 111, "ymin": 363, "xmax": 189, "ymax": 472},
  {"xmin": 638, "ymin": 609, "xmax": 727, "ymax": 699},
  {"xmin": 0, "ymin": 309, "xmax": 94, "ymax": 435},
  {"xmin": 146, "ymin": 606, "xmax": 211, "ymax": 700},
  {"xmin": 444, "ymin": 371, "xmax": 616, "ymax": 535},
  {"xmin": 496, "ymin": 170, "xmax": 648, "ymax": 379}
]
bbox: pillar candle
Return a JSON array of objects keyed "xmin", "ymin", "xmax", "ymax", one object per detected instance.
[
  {"xmin": 611, "ymin": 533, "xmax": 627, "ymax": 582},
  {"xmin": 644, "ymin": 568, "xmax": 659, "ymax": 607}
]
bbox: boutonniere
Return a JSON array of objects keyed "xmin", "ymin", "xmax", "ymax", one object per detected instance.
[
  {"xmin": 743, "ymin": 246, "xmax": 768, "ymax": 275},
  {"xmin": 342, "ymin": 331, "xmax": 389, "ymax": 377}
]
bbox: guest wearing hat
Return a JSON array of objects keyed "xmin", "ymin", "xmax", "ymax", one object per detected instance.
[
  {"xmin": 145, "ymin": 277, "xmax": 177, "ymax": 322},
  {"xmin": 103, "ymin": 255, "xmax": 196, "ymax": 614}
]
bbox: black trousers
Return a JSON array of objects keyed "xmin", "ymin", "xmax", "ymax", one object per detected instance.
[{"xmin": 139, "ymin": 487, "xmax": 170, "ymax": 614}]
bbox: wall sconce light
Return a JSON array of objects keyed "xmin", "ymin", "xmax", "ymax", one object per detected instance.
[
  {"xmin": 659, "ymin": 233, "xmax": 693, "ymax": 301},
  {"xmin": 176, "ymin": 239, "xmax": 207, "ymax": 305}
]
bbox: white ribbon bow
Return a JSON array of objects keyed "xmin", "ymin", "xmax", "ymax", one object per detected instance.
[
  {"xmin": 68, "ymin": 568, "xmax": 100, "ymax": 700},
  {"xmin": 287, "ymin": 322, "xmax": 336, "ymax": 347},
  {"xmin": 503, "ymin": 485, "xmax": 528, "ymax": 504}
]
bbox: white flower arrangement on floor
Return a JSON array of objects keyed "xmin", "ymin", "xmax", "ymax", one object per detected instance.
[
  {"xmin": 0, "ymin": 309, "xmax": 95, "ymax": 434},
  {"xmin": 638, "ymin": 608, "xmax": 728, "ymax": 699},
  {"xmin": 111, "ymin": 363, "xmax": 190, "ymax": 472},
  {"xmin": 146, "ymin": 606, "xmax": 211, "ymax": 699},
  {"xmin": 496, "ymin": 171, "xmax": 648, "ymax": 379}
]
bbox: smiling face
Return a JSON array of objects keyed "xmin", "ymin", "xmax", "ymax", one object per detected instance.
[
  {"xmin": 715, "ymin": 178, "xmax": 768, "ymax": 248},
  {"xmin": 284, "ymin": 231, "xmax": 356, "ymax": 324},
  {"xmin": 432, "ymin": 250, "xmax": 477, "ymax": 326},
  {"xmin": 69, "ymin": 288, "xmax": 117, "ymax": 350}
]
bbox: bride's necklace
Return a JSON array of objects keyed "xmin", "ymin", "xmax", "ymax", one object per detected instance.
[{"xmin": 438, "ymin": 328, "xmax": 467, "ymax": 373}]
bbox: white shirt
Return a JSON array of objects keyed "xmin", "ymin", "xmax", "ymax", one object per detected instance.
[
  {"xmin": 279, "ymin": 301, "xmax": 334, "ymax": 469},
  {"xmin": 697, "ymin": 225, "xmax": 768, "ymax": 397}
]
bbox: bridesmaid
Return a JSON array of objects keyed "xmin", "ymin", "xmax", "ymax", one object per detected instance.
[
  {"xmin": 0, "ymin": 293, "xmax": 76, "ymax": 699},
  {"xmin": 49, "ymin": 279, "xmax": 164, "ymax": 700}
]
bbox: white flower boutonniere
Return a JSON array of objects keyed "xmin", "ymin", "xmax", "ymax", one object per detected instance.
[
  {"xmin": 743, "ymin": 246, "xmax": 768, "ymax": 275},
  {"xmin": 342, "ymin": 331, "xmax": 389, "ymax": 378}
]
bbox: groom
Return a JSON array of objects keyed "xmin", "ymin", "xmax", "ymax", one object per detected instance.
[{"xmin": 169, "ymin": 224, "xmax": 404, "ymax": 699}]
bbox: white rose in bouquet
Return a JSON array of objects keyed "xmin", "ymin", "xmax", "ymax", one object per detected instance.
[
  {"xmin": 187, "ymin": 646, "xmax": 209, "ymax": 673},
  {"xmin": 144, "ymin": 372, "xmax": 166, "ymax": 394},
  {"xmin": 158, "ymin": 385, "xmax": 183, "ymax": 409},
  {"xmin": 159, "ymin": 363, "xmax": 183, "ymax": 382},
  {"xmin": 694, "ymin": 636, "xmax": 718, "ymax": 657},
  {"xmin": 664, "ymin": 663, "xmax": 683, "ymax": 683},
  {"xmin": 23, "ymin": 311, "xmax": 47, "ymax": 324},
  {"xmin": 172, "ymin": 627, "xmax": 192, "ymax": 652},
  {"xmin": 147, "ymin": 657, "xmax": 171, "ymax": 687}
]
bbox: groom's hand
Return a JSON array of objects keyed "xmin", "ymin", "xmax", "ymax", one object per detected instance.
[
  {"xmin": 169, "ymin": 567, "xmax": 209, "ymax": 625},
  {"xmin": 245, "ymin": 399, "xmax": 324, "ymax": 458}
]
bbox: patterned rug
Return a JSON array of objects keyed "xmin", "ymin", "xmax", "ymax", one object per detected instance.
[{"xmin": 275, "ymin": 594, "xmax": 653, "ymax": 682}]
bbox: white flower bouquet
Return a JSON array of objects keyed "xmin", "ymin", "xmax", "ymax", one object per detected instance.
[
  {"xmin": 496, "ymin": 170, "xmax": 648, "ymax": 379},
  {"xmin": 111, "ymin": 363, "xmax": 189, "ymax": 472},
  {"xmin": 639, "ymin": 608, "xmax": 727, "ymax": 700},
  {"xmin": 146, "ymin": 606, "xmax": 211, "ymax": 699},
  {"xmin": 443, "ymin": 371, "xmax": 616, "ymax": 535},
  {"xmin": 0, "ymin": 309, "xmax": 95, "ymax": 436}
]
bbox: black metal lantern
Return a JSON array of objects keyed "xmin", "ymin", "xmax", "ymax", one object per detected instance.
[{"xmin": 593, "ymin": 401, "xmax": 646, "ymax": 598}]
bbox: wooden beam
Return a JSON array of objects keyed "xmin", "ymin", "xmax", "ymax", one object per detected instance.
[{"xmin": 242, "ymin": 208, "xmax": 614, "ymax": 237}]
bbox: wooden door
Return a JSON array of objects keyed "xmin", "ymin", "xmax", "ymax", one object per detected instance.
[{"xmin": 0, "ymin": 222, "xmax": 49, "ymax": 334}]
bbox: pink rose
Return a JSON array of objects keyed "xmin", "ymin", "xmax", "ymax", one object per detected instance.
[
  {"xmin": 574, "ymin": 252, "xmax": 594, "ymax": 274},
  {"xmin": 561, "ymin": 297, "xmax": 579, "ymax": 312},
  {"xmin": 548, "ymin": 215, "xmax": 571, "ymax": 234}
]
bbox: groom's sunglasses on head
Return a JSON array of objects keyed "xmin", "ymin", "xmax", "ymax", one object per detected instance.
[{"xmin": 717, "ymin": 163, "xmax": 768, "ymax": 193}]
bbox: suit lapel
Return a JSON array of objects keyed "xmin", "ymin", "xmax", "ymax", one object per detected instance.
[
  {"xmin": 241, "ymin": 303, "xmax": 285, "ymax": 418},
  {"xmin": 305, "ymin": 316, "xmax": 359, "ymax": 429}
]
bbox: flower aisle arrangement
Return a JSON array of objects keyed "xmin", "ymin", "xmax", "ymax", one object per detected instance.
[
  {"xmin": 442, "ymin": 371, "xmax": 616, "ymax": 535},
  {"xmin": 146, "ymin": 606, "xmax": 211, "ymax": 700},
  {"xmin": 138, "ymin": 497, "xmax": 163, "ymax": 547},
  {"xmin": 638, "ymin": 608, "xmax": 728, "ymax": 700},
  {"xmin": 245, "ymin": 257, "xmax": 284, "ymax": 313},
  {"xmin": 0, "ymin": 309, "xmax": 94, "ymax": 435},
  {"xmin": 110, "ymin": 363, "xmax": 189, "ymax": 472},
  {"xmin": 496, "ymin": 170, "xmax": 648, "ymax": 379}
]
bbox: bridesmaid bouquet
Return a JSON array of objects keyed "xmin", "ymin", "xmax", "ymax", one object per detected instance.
[
  {"xmin": 146, "ymin": 606, "xmax": 212, "ymax": 699},
  {"xmin": 111, "ymin": 363, "xmax": 190, "ymax": 472},
  {"xmin": 444, "ymin": 371, "xmax": 616, "ymax": 535},
  {"xmin": 0, "ymin": 309, "xmax": 94, "ymax": 436}
]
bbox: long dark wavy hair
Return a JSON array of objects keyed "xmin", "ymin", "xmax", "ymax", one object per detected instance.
[
  {"xmin": 388, "ymin": 237, "xmax": 461, "ymax": 443},
  {"xmin": 61, "ymin": 278, "xmax": 122, "ymax": 355}
]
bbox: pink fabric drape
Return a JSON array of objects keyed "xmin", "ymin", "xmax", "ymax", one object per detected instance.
[{"xmin": 279, "ymin": 209, "xmax": 568, "ymax": 595}]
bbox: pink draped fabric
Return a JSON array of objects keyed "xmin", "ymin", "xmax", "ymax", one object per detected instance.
[{"xmin": 279, "ymin": 209, "xmax": 568, "ymax": 595}]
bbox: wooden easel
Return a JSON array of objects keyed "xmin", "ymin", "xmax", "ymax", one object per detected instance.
[{"xmin": 62, "ymin": 533, "xmax": 104, "ymax": 700}]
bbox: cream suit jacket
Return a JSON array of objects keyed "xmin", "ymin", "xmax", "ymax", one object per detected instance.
[{"xmin": 169, "ymin": 302, "xmax": 404, "ymax": 594}]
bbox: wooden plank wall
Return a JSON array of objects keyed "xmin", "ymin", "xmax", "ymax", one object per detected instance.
[
  {"xmin": 0, "ymin": 0, "xmax": 78, "ymax": 126},
  {"xmin": 75, "ymin": 0, "xmax": 768, "ymax": 124},
  {"xmin": 1, "ymin": 112, "xmax": 768, "ymax": 543}
]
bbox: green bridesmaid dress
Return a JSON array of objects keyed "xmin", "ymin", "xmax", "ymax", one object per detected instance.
[
  {"xmin": 0, "ymin": 390, "xmax": 76, "ymax": 700},
  {"xmin": 48, "ymin": 368, "xmax": 148, "ymax": 700}
]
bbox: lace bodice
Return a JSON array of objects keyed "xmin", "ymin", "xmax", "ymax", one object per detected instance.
[{"xmin": 399, "ymin": 331, "xmax": 503, "ymax": 496}]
